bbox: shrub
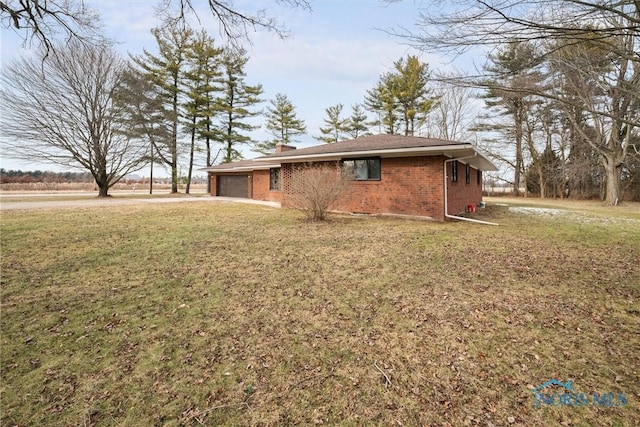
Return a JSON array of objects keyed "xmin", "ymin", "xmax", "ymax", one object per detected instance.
[{"xmin": 286, "ymin": 162, "xmax": 349, "ymax": 221}]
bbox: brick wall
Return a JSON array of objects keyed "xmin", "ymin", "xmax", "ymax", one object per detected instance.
[
  {"xmin": 209, "ymin": 174, "xmax": 216, "ymax": 196},
  {"xmin": 252, "ymin": 170, "xmax": 270, "ymax": 200},
  {"xmin": 446, "ymin": 161, "xmax": 483, "ymax": 216},
  {"xmin": 281, "ymin": 157, "xmax": 450, "ymax": 221},
  {"xmin": 208, "ymin": 172, "xmax": 252, "ymax": 198},
  {"xmin": 209, "ymin": 156, "xmax": 484, "ymax": 220},
  {"xmin": 209, "ymin": 170, "xmax": 282, "ymax": 202}
]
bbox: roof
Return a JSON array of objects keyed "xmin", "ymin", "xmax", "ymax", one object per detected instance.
[
  {"xmin": 201, "ymin": 159, "xmax": 279, "ymax": 173},
  {"xmin": 257, "ymin": 134, "xmax": 497, "ymax": 171}
]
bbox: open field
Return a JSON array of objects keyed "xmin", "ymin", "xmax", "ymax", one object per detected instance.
[{"xmin": 1, "ymin": 200, "xmax": 639, "ymax": 426}]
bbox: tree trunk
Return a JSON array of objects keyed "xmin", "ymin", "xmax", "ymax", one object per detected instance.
[
  {"xmin": 171, "ymin": 116, "xmax": 178, "ymax": 193},
  {"xmin": 97, "ymin": 185, "xmax": 109, "ymax": 197},
  {"xmin": 538, "ymin": 167, "xmax": 546, "ymax": 198},
  {"xmin": 171, "ymin": 162, "xmax": 178, "ymax": 193},
  {"xmin": 205, "ymin": 129, "xmax": 211, "ymax": 193},
  {"xmin": 186, "ymin": 116, "xmax": 196, "ymax": 194},
  {"xmin": 513, "ymin": 105, "xmax": 523, "ymax": 197},
  {"xmin": 149, "ymin": 143, "xmax": 154, "ymax": 195},
  {"xmin": 602, "ymin": 153, "xmax": 622, "ymax": 205}
]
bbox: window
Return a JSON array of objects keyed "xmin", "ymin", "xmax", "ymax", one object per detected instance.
[
  {"xmin": 451, "ymin": 160, "xmax": 458, "ymax": 182},
  {"xmin": 465, "ymin": 163, "xmax": 471, "ymax": 184},
  {"xmin": 343, "ymin": 158, "xmax": 381, "ymax": 181},
  {"xmin": 270, "ymin": 167, "xmax": 280, "ymax": 190},
  {"xmin": 477, "ymin": 169, "xmax": 482, "ymax": 185}
]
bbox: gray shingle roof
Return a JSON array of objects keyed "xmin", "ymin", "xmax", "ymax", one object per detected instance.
[
  {"xmin": 201, "ymin": 134, "xmax": 497, "ymax": 172},
  {"xmin": 202, "ymin": 159, "xmax": 278, "ymax": 172},
  {"xmin": 259, "ymin": 134, "xmax": 468, "ymax": 159}
]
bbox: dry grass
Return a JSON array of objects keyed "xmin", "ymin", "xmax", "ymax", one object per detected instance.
[{"xmin": 1, "ymin": 200, "xmax": 639, "ymax": 426}]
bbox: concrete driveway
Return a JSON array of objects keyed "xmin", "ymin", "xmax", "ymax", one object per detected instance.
[{"xmin": 0, "ymin": 192, "xmax": 281, "ymax": 211}]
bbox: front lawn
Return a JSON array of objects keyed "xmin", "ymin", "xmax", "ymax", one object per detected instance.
[{"xmin": 1, "ymin": 201, "xmax": 639, "ymax": 426}]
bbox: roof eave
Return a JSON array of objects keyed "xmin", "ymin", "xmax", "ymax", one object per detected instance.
[
  {"xmin": 199, "ymin": 163, "xmax": 279, "ymax": 173},
  {"xmin": 256, "ymin": 144, "xmax": 472, "ymax": 163},
  {"xmin": 256, "ymin": 145, "xmax": 498, "ymax": 171}
]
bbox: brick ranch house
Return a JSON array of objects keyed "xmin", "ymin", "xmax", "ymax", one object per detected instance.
[{"xmin": 203, "ymin": 134, "xmax": 497, "ymax": 221}]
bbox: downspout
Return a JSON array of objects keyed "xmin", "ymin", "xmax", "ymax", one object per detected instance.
[{"xmin": 444, "ymin": 154, "xmax": 499, "ymax": 226}]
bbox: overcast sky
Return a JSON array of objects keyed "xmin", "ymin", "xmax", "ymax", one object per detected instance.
[{"xmin": 0, "ymin": 0, "xmax": 481, "ymax": 175}]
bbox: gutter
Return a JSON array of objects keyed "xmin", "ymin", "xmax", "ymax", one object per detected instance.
[
  {"xmin": 199, "ymin": 163, "xmax": 279, "ymax": 173},
  {"xmin": 444, "ymin": 154, "xmax": 499, "ymax": 226},
  {"xmin": 257, "ymin": 144, "xmax": 478, "ymax": 163}
]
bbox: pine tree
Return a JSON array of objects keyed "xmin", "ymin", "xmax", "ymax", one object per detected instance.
[
  {"xmin": 364, "ymin": 72, "xmax": 399, "ymax": 134},
  {"xmin": 364, "ymin": 55, "xmax": 436, "ymax": 136},
  {"xmin": 131, "ymin": 22, "xmax": 193, "ymax": 193},
  {"xmin": 393, "ymin": 55, "xmax": 436, "ymax": 136},
  {"xmin": 481, "ymin": 42, "xmax": 543, "ymax": 196},
  {"xmin": 346, "ymin": 103, "xmax": 370, "ymax": 138},
  {"xmin": 214, "ymin": 49, "xmax": 263, "ymax": 163},
  {"xmin": 182, "ymin": 30, "xmax": 223, "ymax": 192},
  {"xmin": 315, "ymin": 103, "xmax": 349, "ymax": 143},
  {"xmin": 255, "ymin": 93, "xmax": 307, "ymax": 154}
]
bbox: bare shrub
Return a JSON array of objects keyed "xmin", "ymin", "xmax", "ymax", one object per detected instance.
[{"xmin": 286, "ymin": 162, "xmax": 349, "ymax": 221}]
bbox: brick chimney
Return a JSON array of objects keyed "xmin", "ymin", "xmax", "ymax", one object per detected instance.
[{"xmin": 275, "ymin": 143, "xmax": 296, "ymax": 153}]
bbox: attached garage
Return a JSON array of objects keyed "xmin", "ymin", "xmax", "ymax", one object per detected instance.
[
  {"xmin": 217, "ymin": 175, "xmax": 249, "ymax": 198},
  {"xmin": 203, "ymin": 159, "xmax": 282, "ymax": 202}
]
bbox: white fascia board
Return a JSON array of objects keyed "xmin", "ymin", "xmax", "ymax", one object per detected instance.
[
  {"xmin": 248, "ymin": 145, "xmax": 497, "ymax": 171},
  {"xmin": 257, "ymin": 144, "xmax": 474, "ymax": 163},
  {"xmin": 448, "ymin": 150, "xmax": 498, "ymax": 171},
  {"xmin": 201, "ymin": 163, "xmax": 279, "ymax": 173},
  {"xmin": 256, "ymin": 145, "xmax": 498, "ymax": 171}
]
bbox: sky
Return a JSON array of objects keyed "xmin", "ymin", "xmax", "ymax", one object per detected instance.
[{"xmin": 0, "ymin": 0, "xmax": 482, "ymax": 176}]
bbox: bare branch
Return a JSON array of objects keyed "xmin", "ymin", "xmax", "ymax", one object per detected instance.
[
  {"xmin": 1, "ymin": 0, "xmax": 102, "ymax": 57},
  {"xmin": 0, "ymin": 40, "xmax": 148, "ymax": 196},
  {"xmin": 174, "ymin": 0, "xmax": 311, "ymax": 46}
]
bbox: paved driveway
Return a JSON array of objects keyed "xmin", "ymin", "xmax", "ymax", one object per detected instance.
[{"xmin": 0, "ymin": 193, "xmax": 280, "ymax": 211}]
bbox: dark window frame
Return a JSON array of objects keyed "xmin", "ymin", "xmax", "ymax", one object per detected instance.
[
  {"xmin": 465, "ymin": 163, "xmax": 471, "ymax": 184},
  {"xmin": 451, "ymin": 160, "xmax": 458, "ymax": 183},
  {"xmin": 269, "ymin": 167, "xmax": 281, "ymax": 190},
  {"xmin": 342, "ymin": 157, "xmax": 381, "ymax": 181},
  {"xmin": 477, "ymin": 169, "xmax": 482, "ymax": 185}
]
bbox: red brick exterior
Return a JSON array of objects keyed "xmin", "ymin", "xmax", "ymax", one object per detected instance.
[
  {"xmin": 446, "ymin": 161, "xmax": 483, "ymax": 217},
  {"xmin": 336, "ymin": 157, "xmax": 446, "ymax": 220},
  {"xmin": 252, "ymin": 170, "xmax": 270, "ymax": 200},
  {"xmin": 209, "ymin": 169, "xmax": 283, "ymax": 202},
  {"xmin": 209, "ymin": 156, "xmax": 484, "ymax": 221},
  {"xmin": 208, "ymin": 171, "xmax": 251, "ymax": 198}
]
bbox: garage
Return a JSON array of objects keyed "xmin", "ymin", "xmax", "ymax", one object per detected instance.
[{"xmin": 217, "ymin": 175, "xmax": 249, "ymax": 198}]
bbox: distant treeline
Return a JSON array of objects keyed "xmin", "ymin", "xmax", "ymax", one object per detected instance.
[{"xmin": 0, "ymin": 169, "xmax": 94, "ymax": 184}]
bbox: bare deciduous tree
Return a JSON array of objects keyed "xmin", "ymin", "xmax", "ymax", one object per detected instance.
[
  {"xmin": 0, "ymin": 40, "xmax": 147, "ymax": 196},
  {"xmin": 395, "ymin": 0, "xmax": 639, "ymax": 204},
  {"xmin": 429, "ymin": 78, "xmax": 478, "ymax": 141}
]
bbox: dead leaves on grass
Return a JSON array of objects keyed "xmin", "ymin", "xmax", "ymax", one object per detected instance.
[{"xmin": 1, "ymin": 204, "xmax": 639, "ymax": 426}]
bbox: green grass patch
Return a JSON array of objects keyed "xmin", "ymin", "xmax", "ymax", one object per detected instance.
[{"xmin": 1, "ymin": 202, "xmax": 639, "ymax": 426}]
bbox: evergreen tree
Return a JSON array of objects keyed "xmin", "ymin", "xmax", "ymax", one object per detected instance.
[
  {"xmin": 255, "ymin": 93, "xmax": 306, "ymax": 154},
  {"xmin": 364, "ymin": 72, "xmax": 399, "ymax": 134},
  {"xmin": 481, "ymin": 42, "xmax": 543, "ymax": 196},
  {"xmin": 315, "ymin": 103, "xmax": 349, "ymax": 143},
  {"xmin": 346, "ymin": 103, "xmax": 370, "ymax": 138},
  {"xmin": 182, "ymin": 30, "xmax": 223, "ymax": 192},
  {"xmin": 214, "ymin": 49, "xmax": 263, "ymax": 163},
  {"xmin": 131, "ymin": 22, "xmax": 193, "ymax": 193},
  {"xmin": 116, "ymin": 64, "xmax": 170, "ymax": 194},
  {"xmin": 363, "ymin": 56, "xmax": 436, "ymax": 136},
  {"xmin": 526, "ymin": 145, "xmax": 561, "ymax": 196},
  {"xmin": 392, "ymin": 55, "xmax": 436, "ymax": 136}
]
